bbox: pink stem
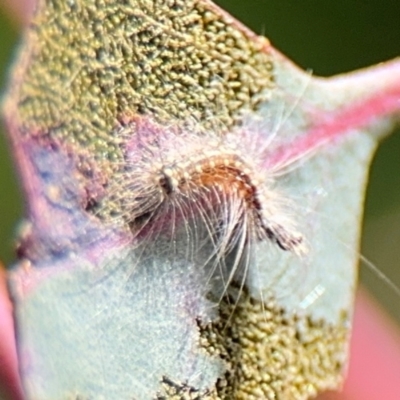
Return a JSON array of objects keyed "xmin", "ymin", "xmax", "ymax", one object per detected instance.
[{"xmin": 267, "ymin": 59, "xmax": 400, "ymax": 169}]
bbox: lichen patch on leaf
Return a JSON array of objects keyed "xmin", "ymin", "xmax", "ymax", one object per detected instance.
[
  {"xmin": 9, "ymin": 0, "xmax": 274, "ymax": 168},
  {"xmin": 199, "ymin": 290, "xmax": 349, "ymax": 399}
]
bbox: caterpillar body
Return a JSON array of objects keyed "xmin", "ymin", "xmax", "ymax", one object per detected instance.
[{"xmin": 106, "ymin": 116, "xmax": 307, "ymax": 270}]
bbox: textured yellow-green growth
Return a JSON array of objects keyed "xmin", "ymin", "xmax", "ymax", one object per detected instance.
[
  {"xmin": 13, "ymin": 0, "xmax": 274, "ymax": 168},
  {"xmin": 199, "ymin": 292, "xmax": 348, "ymax": 400},
  {"xmin": 155, "ymin": 291, "xmax": 348, "ymax": 400}
]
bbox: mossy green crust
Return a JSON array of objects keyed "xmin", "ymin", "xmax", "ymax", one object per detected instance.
[
  {"xmin": 153, "ymin": 291, "xmax": 348, "ymax": 399},
  {"xmin": 199, "ymin": 292, "xmax": 349, "ymax": 400},
  {"xmin": 12, "ymin": 0, "xmax": 274, "ymax": 170}
]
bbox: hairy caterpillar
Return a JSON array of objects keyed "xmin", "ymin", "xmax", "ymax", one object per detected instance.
[{"xmin": 102, "ymin": 114, "xmax": 308, "ymax": 297}]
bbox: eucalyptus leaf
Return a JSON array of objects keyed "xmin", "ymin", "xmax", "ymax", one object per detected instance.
[{"xmin": 2, "ymin": 1, "xmax": 400, "ymax": 399}]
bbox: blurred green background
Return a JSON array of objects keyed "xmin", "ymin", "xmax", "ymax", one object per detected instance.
[{"xmin": 0, "ymin": 0, "xmax": 399, "ymax": 323}]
